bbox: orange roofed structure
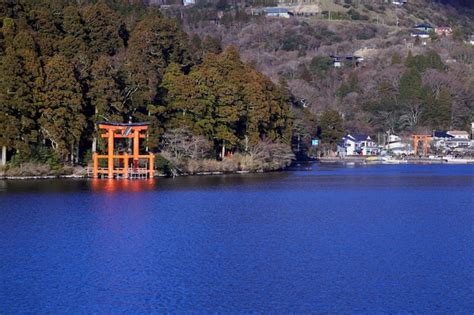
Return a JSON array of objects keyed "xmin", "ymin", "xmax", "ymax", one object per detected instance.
[{"xmin": 92, "ymin": 122, "xmax": 154, "ymax": 179}]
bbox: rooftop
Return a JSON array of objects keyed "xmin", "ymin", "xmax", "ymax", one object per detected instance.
[
  {"xmin": 96, "ymin": 121, "xmax": 150, "ymax": 127},
  {"xmin": 411, "ymin": 30, "xmax": 430, "ymax": 35},
  {"xmin": 447, "ymin": 130, "xmax": 469, "ymax": 136},
  {"xmin": 345, "ymin": 134, "xmax": 372, "ymax": 142},
  {"xmin": 433, "ymin": 131, "xmax": 453, "ymax": 138},
  {"xmin": 256, "ymin": 7, "xmax": 290, "ymax": 14},
  {"xmin": 415, "ymin": 23, "xmax": 433, "ymax": 28}
]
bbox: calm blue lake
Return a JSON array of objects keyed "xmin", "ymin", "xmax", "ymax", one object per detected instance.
[{"xmin": 1, "ymin": 164, "xmax": 473, "ymax": 313}]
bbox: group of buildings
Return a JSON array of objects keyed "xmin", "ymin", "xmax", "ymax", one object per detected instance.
[
  {"xmin": 336, "ymin": 126, "xmax": 474, "ymax": 158},
  {"xmin": 410, "ymin": 23, "xmax": 453, "ymax": 40}
]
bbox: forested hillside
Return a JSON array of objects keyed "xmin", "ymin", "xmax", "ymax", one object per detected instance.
[
  {"xmin": 172, "ymin": 0, "xmax": 474, "ymax": 152},
  {"xmin": 1, "ymin": 0, "xmax": 473, "ymax": 175},
  {"xmin": 0, "ymin": 0, "xmax": 294, "ymax": 174}
]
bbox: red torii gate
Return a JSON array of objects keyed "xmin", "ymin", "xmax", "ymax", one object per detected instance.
[
  {"xmin": 412, "ymin": 134, "xmax": 431, "ymax": 156},
  {"xmin": 92, "ymin": 122, "xmax": 154, "ymax": 179}
]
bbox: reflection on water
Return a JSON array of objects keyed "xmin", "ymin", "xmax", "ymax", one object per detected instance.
[
  {"xmin": 90, "ymin": 178, "xmax": 157, "ymax": 193},
  {"xmin": 0, "ymin": 164, "xmax": 473, "ymax": 313}
]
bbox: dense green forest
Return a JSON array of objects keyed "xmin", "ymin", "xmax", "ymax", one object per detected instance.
[{"xmin": 0, "ymin": 0, "xmax": 295, "ymax": 173}]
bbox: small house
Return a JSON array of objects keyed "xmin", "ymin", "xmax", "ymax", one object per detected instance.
[
  {"xmin": 329, "ymin": 55, "xmax": 364, "ymax": 68},
  {"xmin": 253, "ymin": 7, "xmax": 292, "ymax": 18},
  {"xmin": 414, "ymin": 23, "xmax": 433, "ymax": 33},
  {"xmin": 340, "ymin": 134, "xmax": 379, "ymax": 156},
  {"xmin": 330, "ymin": 55, "xmax": 343, "ymax": 68},
  {"xmin": 432, "ymin": 131, "xmax": 453, "ymax": 140},
  {"xmin": 392, "ymin": 0, "xmax": 407, "ymax": 5},
  {"xmin": 432, "ymin": 131, "xmax": 452, "ymax": 151},
  {"xmin": 411, "ymin": 30, "xmax": 430, "ymax": 39}
]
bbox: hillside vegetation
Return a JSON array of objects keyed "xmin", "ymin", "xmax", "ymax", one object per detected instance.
[
  {"xmin": 0, "ymin": 0, "xmax": 473, "ymax": 176},
  {"xmin": 171, "ymin": 0, "xmax": 473, "ymax": 152}
]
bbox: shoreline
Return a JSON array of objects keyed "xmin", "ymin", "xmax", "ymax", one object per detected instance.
[
  {"xmin": 0, "ymin": 168, "xmax": 274, "ymax": 181},
  {"xmin": 0, "ymin": 157, "xmax": 474, "ymax": 180},
  {"xmin": 1, "ymin": 159, "xmax": 473, "ymax": 180},
  {"xmin": 317, "ymin": 157, "xmax": 474, "ymax": 165}
]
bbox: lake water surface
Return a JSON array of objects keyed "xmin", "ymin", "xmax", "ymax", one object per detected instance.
[{"xmin": 1, "ymin": 164, "xmax": 473, "ymax": 313}]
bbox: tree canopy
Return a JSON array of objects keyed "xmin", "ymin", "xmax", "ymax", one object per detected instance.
[{"xmin": 0, "ymin": 0, "xmax": 293, "ymax": 164}]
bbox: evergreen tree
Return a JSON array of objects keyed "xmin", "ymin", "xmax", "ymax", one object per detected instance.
[
  {"xmin": 391, "ymin": 52, "xmax": 401, "ymax": 65},
  {"xmin": 309, "ymin": 55, "xmax": 332, "ymax": 77},
  {"xmin": 433, "ymin": 87, "xmax": 453, "ymax": 130},
  {"xmin": 201, "ymin": 35, "xmax": 222, "ymax": 55},
  {"xmin": 88, "ymin": 55, "xmax": 124, "ymax": 122},
  {"xmin": 161, "ymin": 62, "xmax": 206, "ymax": 131},
  {"xmin": 123, "ymin": 15, "xmax": 191, "ymax": 120},
  {"xmin": 405, "ymin": 50, "xmax": 414, "ymax": 68},
  {"xmin": 83, "ymin": 0, "xmax": 122, "ymax": 55},
  {"xmin": 399, "ymin": 67, "xmax": 422, "ymax": 101},
  {"xmin": 0, "ymin": 32, "xmax": 43, "ymax": 157},
  {"xmin": 318, "ymin": 109, "xmax": 344, "ymax": 150},
  {"xmin": 28, "ymin": 7, "xmax": 62, "ymax": 56},
  {"xmin": 40, "ymin": 55, "xmax": 85, "ymax": 162},
  {"xmin": 58, "ymin": 5, "xmax": 87, "ymax": 58}
]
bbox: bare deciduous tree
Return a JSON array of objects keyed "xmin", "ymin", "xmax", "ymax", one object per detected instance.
[
  {"xmin": 249, "ymin": 140, "xmax": 294, "ymax": 170},
  {"xmin": 399, "ymin": 101, "xmax": 423, "ymax": 130},
  {"xmin": 162, "ymin": 128, "xmax": 212, "ymax": 160}
]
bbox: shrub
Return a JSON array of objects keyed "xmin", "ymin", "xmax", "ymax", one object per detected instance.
[
  {"xmin": 348, "ymin": 9, "xmax": 368, "ymax": 21},
  {"xmin": 155, "ymin": 154, "xmax": 175, "ymax": 176},
  {"xmin": 281, "ymin": 33, "xmax": 307, "ymax": 52},
  {"xmin": 5, "ymin": 163, "xmax": 54, "ymax": 177},
  {"xmin": 310, "ymin": 56, "xmax": 333, "ymax": 76}
]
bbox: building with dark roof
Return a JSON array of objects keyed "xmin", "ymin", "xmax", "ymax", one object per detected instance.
[
  {"xmin": 253, "ymin": 7, "xmax": 292, "ymax": 18},
  {"xmin": 414, "ymin": 23, "xmax": 433, "ymax": 32}
]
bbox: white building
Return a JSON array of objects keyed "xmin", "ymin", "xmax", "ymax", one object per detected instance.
[
  {"xmin": 432, "ymin": 131, "xmax": 471, "ymax": 150},
  {"xmin": 385, "ymin": 134, "xmax": 410, "ymax": 155},
  {"xmin": 339, "ymin": 134, "xmax": 379, "ymax": 156},
  {"xmin": 447, "ymin": 130, "xmax": 470, "ymax": 140},
  {"xmin": 411, "ymin": 31, "xmax": 430, "ymax": 39}
]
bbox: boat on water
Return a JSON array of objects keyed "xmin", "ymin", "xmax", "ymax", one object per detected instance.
[
  {"xmin": 366, "ymin": 156, "xmax": 383, "ymax": 161},
  {"xmin": 444, "ymin": 157, "xmax": 474, "ymax": 164},
  {"xmin": 382, "ymin": 158, "xmax": 408, "ymax": 164}
]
